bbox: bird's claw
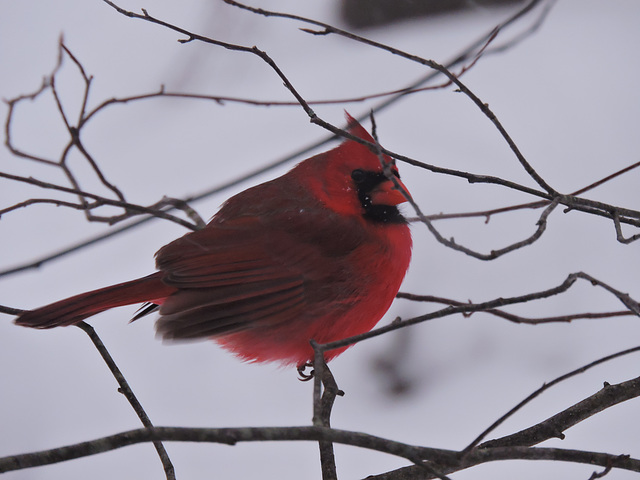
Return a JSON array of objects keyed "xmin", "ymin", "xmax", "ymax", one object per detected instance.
[{"xmin": 297, "ymin": 362, "xmax": 314, "ymax": 381}]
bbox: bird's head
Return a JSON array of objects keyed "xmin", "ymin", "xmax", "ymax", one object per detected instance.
[{"xmin": 297, "ymin": 113, "xmax": 411, "ymax": 223}]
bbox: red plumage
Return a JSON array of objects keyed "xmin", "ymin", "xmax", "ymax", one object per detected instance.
[{"xmin": 15, "ymin": 114, "xmax": 412, "ymax": 367}]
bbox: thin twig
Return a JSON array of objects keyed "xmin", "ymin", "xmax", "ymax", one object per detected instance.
[
  {"xmin": 222, "ymin": 0, "xmax": 640, "ymax": 245},
  {"xmin": 2, "ymin": 0, "xmax": 616, "ymax": 279},
  {"xmin": 224, "ymin": 0, "xmax": 557, "ymax": 195},
  {"xmin": 409, "ymin": 159, "xmax": 640, "ymax": 225},
  {"xmin": 465, "ymin": 346, "xmax": 640, "ymax": 452},
  {"xmin": 75, "ymin": 322, "xmax": 176, "ymax": 480},
  {"xmin": 396, "ymin": 292, "xmax": 634, "ymax": 325},
  {"xmin": 614, "ymin": 212, "xmax": 640, "ymax": 244},
  {"xmin": 318, "ymin": 272, "xmax": 640, "ymax": 356},
  {"xmin": 0, "ymin": 171, "xmax": 200, "ymax": 230}
]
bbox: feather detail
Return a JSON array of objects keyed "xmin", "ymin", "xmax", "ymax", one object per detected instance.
[{"xmin": 15, "ymin": 273, "xmax": 175, "ymax": 328}]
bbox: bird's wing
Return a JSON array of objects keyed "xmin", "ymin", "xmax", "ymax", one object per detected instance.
[{"xmin": 153, "ymin": 208, "xmax": 365, "ymax": 341}]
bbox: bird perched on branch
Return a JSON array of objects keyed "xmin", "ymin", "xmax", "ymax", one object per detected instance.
[{"xmin": 16, "ymin": 113, "xmax": 412, "ymax": 369}]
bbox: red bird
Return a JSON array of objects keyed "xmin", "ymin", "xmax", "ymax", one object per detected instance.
[{"xmin": 16, "ymin": 114, "xmax": 412, "ymax": 368}]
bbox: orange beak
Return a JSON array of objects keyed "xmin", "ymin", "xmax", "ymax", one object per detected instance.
[{"xmin": 369, "ymin": 176, "xmax": 411, "ymax": 206}]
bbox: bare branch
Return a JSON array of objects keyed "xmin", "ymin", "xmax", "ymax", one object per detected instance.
[
  {"xmin": 307, "ymin": 349, "xmax": 344, "ymax": 480},
  {"xmin": 1, "ymin": 0, "xmax": 600, "ymax": 280},
  {"xmin": 320, "ymin": 272, "xmax": 640, "ymax": 356},
  {"xmin": 0, "ymin": 171, "xmax": 201, "ymax": 230},
  {"xmin": 466, "ymin": 346, "xmax": 640, "ymax": 451},
  {"xmin": 408, "ymin": 159, "xmax": 640, "ymax": 226},
  {"xmin": 75, "ymin": 322, "xmax": 175, "ymax": 480},
  {"xmin": 396, "ymin": 292, "xmax": 634, "ymax": 325},
  {"xmin": 0, "ymin": 198, "xmax": 108, "ymax": 218},
  {"xmin": 100, "ymin": 0, "xmax": 317, "ymax": 120},
  {"xmin": 369, "ymin": 361, "xmax": 640, "ymax": 480},
  {"xmin": 224, "ymin": 0, "xmax": 557, "ymax": 195},
  {"xmin": 614, "ymin": 212, "xmax": 640, "ymax": 244},
  {"xmin": 1, "ymin": 425, "xmax": 638, "ymax": 476},
  {"xmin": 221, "ymin": 0, "xmax": 640, "ymax": 246},
  {"xmin": 2, "ymin": 40, "xmax": 205, "ymax": 232},
  {"xmin": 478, "ymin": 374, "xmax": 640, "ymax": 450}
]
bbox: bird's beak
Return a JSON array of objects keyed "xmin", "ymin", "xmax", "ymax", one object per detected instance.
[{"xmin": 370, "ymin": 176, "xmax": 411, "ymax": 206}]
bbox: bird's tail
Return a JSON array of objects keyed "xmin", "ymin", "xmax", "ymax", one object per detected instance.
[{"xmin": 15, "ymin": 272, "xmax": 176, "ymax": 329}]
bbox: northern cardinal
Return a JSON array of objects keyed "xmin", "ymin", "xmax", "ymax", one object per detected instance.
[{"xmin": 16, "ymin": 114, "xmax": 412, "ymax": 368}]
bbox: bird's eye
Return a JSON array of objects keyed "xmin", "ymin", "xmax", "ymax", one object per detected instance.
[{"xmin": 351, "ymin": 169, "xmax": 366, "ymax": 183}]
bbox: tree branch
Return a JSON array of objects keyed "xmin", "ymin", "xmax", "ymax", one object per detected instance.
[
  {"xmin": 1, "ymin": 425, "xmax": 638, "ymax": 476},
  {"xmin": 319, "ymin": 272, "xmax": 640, "ymax": 357},
  {"xmin": 75, "ymin": 322, "xmax": 175, "ymax": 480}
]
